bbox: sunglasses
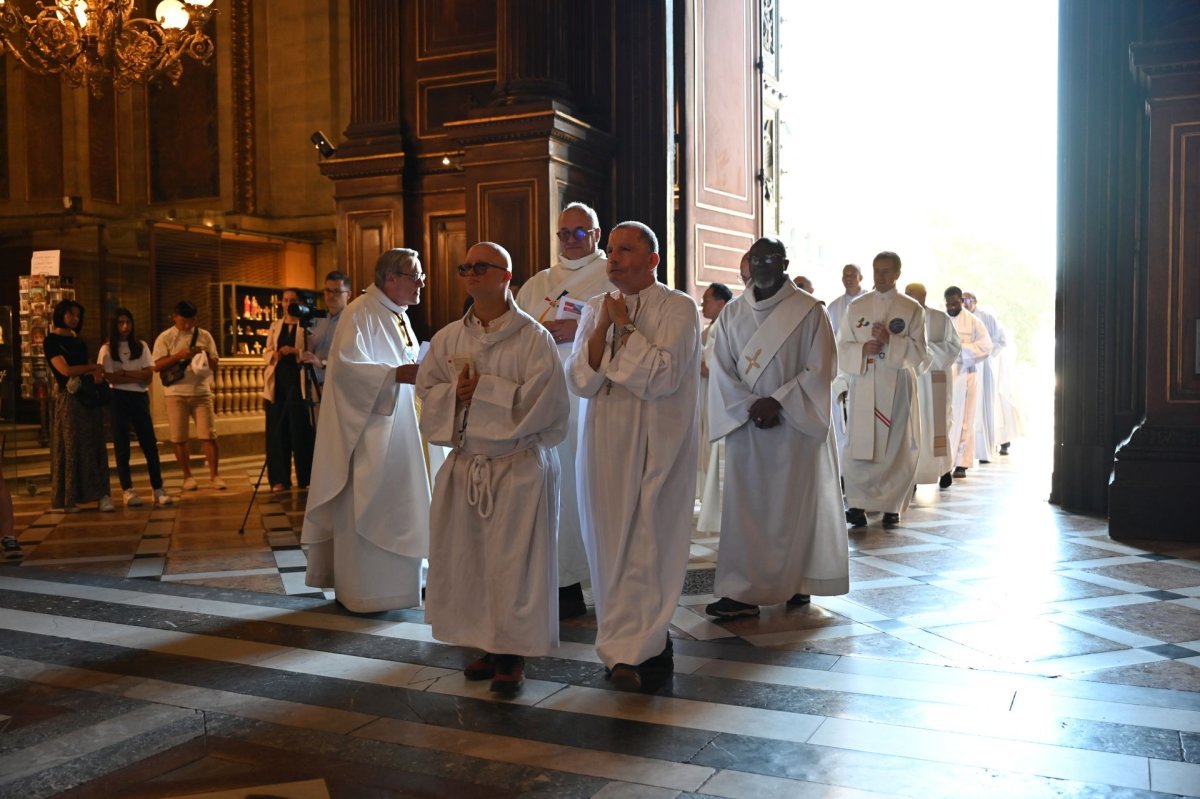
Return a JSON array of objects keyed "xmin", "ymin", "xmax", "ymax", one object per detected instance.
[
  {"xmin": 556, "ymin": 226, "xmax": 596, "ymax": 242},
  {"xmin": 456, "ymin": 262, "xmax": 508, "ymax": 276}
]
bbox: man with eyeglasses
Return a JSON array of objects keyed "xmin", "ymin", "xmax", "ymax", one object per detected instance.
[
  {"xmin": 704, "ymin": 238, "xmax": 848, "ymax": 619},
  {"xmin": 300, "ymin": 270, "xmax": 352, "ymax": 395},
  {"xmin": 515, "ymin": 202, "xmax": 615, "ymax": 620},
  {"xmin": 837, "ymin": 252, "xmax": 930, "ymax": 530},
  {"xmin": 417, "ymin": 242, "xmax": 569, "ymax": 695},
  {"xmin": 565, "ymin": 220, "xmax": 701, "ymax": 691},
  {"xmin": 302, "ymin": 249, "xmax": 431, "ymax": 612}
]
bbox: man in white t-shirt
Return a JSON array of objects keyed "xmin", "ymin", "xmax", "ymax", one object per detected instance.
[
  {"xmin": 152, "ymin": 300, "xmax": 226, "ymax": 491},
  {"xmin": 99, "ymin": 308, "xmax": 172, "ymax": 507}
]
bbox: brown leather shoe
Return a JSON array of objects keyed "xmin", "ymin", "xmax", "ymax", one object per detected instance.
[
  {"xmin": 464, "ymin": 653, "xmax": 495, "ymax": 681},
  {"xmin": 489, "ymin": 655, "xmax": 525, "ymax": 694}
]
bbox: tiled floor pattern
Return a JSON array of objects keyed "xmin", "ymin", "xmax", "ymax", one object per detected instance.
[{"xmin": 1, "ymin": 447, "xmax": 1199, "ymax": 797}]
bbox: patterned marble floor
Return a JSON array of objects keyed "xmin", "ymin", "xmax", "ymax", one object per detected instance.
[{"xmin": 1, "ymin": 445, "xmax": 1199, "ymax": 798}]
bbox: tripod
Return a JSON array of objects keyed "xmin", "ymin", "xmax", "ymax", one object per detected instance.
[{"xmin": 238, "ymin": 359, "xmax": 321, "ymax": 536}]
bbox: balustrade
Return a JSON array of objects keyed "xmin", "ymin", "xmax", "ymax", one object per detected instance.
[{"xmin": 213, "ymin": 357, "xmax": 264, "ymax": 416}]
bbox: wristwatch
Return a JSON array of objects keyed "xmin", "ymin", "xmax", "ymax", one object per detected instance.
[{"xmin": 618, "ymin": 322, "xmax": 637, "ymax": 337}]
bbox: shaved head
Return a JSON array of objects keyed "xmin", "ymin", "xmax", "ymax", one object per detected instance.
[{"xmin": 904, "ymin": 282, "xmax": 927, "ymax": 306}]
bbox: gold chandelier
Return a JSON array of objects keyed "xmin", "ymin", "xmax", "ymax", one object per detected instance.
[{"xmin": 0, "ymin": 0, "xmax": 216, "ymax": 96}]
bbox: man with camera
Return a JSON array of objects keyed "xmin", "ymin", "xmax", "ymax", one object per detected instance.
[
  {"xmin": 152, "ymin": 300, "xmax": 226, "ymax": 491},
  {"xmin": 300, "ymin": 270, "xmax": 351, "ymax": 399}
]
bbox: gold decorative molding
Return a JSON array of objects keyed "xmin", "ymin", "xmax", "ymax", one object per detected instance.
[{"xmin": 231, "ymin": 0, "xmax": 255, "ymax": 215}]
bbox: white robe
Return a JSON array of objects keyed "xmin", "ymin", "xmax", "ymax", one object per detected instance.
[
  {"xmin": 837, "ymin": 289, "xmax": 930, "ymax": 513},
  {"xmin": 566, "ymin": 282, "xmax": 701, "ymax": 668},
  {"xmin": 417, "ymin": 303, "xmax": 569, "ymax": 656},
  {"xmin": 948, "ymin": 309, "xmax": 993, "ymax": 470},
  {"xmin": 709, "ymin": 281, "xmax": 848, "ymax": 602},
  {"xmin": 301, "ymin": 285, "xmax": 430, "ymax": 612},
  {"xmin": 972, "ymin": 307, "xmax": 1005, "ymax": 461},
  {"xmin": 914, "ymin": 307, "xmax": 961, "ymax": 484},
  {"xmin": 696, "ymin": 320, "xmax": 724, "ymax": 533},
  {"xmin": 515, "ymin": 251, "xmax": 614, "ymax": 588},
  {"xmin": 996, "ymin": 335, "xmax": 1025, "ymax": 444},
  {"xmin": 827, "ymin": 290, "xmax": 865, "ymax": 473}
]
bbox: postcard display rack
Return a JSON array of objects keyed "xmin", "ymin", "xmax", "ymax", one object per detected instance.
[{"xmin": 17, "ymin": 275, "xmax": 74, "ymax": 400}]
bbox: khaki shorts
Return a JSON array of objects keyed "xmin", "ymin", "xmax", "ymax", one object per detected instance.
[{"xmin": 165, "ymin": 394, "xmax": 217, "ymax": 443}]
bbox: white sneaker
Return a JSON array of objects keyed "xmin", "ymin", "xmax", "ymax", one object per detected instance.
[
  {"xmin": 154, "ymin": 488, "xmax": 174, "ymax": 506},
  {"xmin": 182, "ymin": 476, "xmax": 199, "ymax": 491},
  {"xmin": 210, "ymin": 476, "xmax": 228, "ymax": 490},
  {"xmin": 98, "ymin": 496, "xmax": 115, "ymax": 512},
  {"xmin": 123, "ymin": 489, "xmax": 143, "ymax": 507}
]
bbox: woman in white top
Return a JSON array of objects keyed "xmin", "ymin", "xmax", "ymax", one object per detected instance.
[{"xmin": 98, "ymin": 308, "xmax": 172, "ymax": 507}]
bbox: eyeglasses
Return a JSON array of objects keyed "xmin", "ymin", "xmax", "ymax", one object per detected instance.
[
  {"xmin": 556, "ymin": 226, "xmax": 596, "ymax": 242},
  {"xmin": 394, "ymin": 270, "xmax": 425, "ymax": 284},
  {"xmin": 323, "ymin": 287, "xmax": 349, "ymax": 295},
  {"xmin": 456, "ymin": 262, "xmax": 508, "ymax": 276},
  {"xmin": 747, "ymin": 253, "xmax": 783, "ymax": 267}
]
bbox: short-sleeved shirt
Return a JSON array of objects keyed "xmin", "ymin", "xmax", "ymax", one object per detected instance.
[
  {"xmin": 44, "ymin": 332, "xmax": 89, "ymax": 388},
  {"xmin": 306, "ymin": 310, "xmax": 343, "ymax": 385},
  {"xmin": 151, "ymin": 325, "xmax": 218, "ymax": 397},
  {"xmin": 97, "ymin": 340, "xmax": 155, "ymax": 393}
]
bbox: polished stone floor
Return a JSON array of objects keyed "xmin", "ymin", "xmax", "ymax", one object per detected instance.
[{"xmin": 1, "ymin": 445, "xmax": 1199, "ymax": 798}]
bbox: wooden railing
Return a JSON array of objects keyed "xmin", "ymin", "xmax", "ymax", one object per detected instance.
[{"xmin": 212, "ymin": 357, "xmax": 265, "ymax": 416}]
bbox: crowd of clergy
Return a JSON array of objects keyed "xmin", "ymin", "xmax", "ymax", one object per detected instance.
[{"xmin": 296, "ymin": 202, "xmax": 1023, "ymax": 694}]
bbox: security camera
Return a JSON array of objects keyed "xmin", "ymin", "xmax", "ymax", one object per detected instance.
[{"xmin": 310, "ymin": 131, "xmax": 336, "ymax": 158}]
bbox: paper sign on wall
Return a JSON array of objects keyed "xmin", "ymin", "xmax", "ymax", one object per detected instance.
[{"xmin": 31, "ymin": 250, "xmax": 61, "ymax": 276}]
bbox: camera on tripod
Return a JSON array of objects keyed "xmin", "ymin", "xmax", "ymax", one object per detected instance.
[{"xmin": 288, "ymin": 302, "xmax": 327, "ymax": 328}]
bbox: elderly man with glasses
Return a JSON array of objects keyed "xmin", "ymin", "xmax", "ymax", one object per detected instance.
[
  {"xmin": 515, "ymin": 202, "xmax": 615, "ymax": 620},
  {"xmin": 417, "ymin": 241, "xmax": 569, "ymax": 695},
  {"xmin": 302, "ymin": 249, "xmax": 431, "ymax": 612}
]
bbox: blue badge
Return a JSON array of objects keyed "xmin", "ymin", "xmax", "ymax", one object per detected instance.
[{"xmin": 888, "ymin": 317, "xmax": 906, "ymax": 334}]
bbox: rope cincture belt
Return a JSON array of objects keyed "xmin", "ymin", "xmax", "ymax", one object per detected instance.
[{"xmin": 466, "ymin": 455, "xmax": 494, "ymax": 519}]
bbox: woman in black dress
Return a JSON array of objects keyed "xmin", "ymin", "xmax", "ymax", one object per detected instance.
[
  {"xmin": 44, "ymin": 300, "xmax": 113, "ymax": 512},
  {"xmin": 262, "ymin": 288, "xmax": 315, "ymax": 491}
]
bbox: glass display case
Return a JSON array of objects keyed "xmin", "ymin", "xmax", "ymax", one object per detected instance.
[{"xmin": 216, "ymin": 283, "xmax": 320, "ymax": 357}]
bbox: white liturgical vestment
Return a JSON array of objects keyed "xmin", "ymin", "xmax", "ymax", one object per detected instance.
[
  {"xmin": 948, "ymin": 309, "xmax": 992, "ymax": 470},
  {"xmin": 515, "ymin": 251, "xmax": 614, "ymax": 589},
  {"xmin": 826, "ymin": 289, "xmax": 865, "ymax": 472},
  {"xmin": 696, "ymin": 320, "xmax": 724, "ymax": 533},
  {"xmin": 709, "ymin": 280, "xmax": 848, "ymax": 602},
  {"xmin": 417, "ymin": 302, "xmax": 569, "ymax": 656},
  {"xmin": 837, "ymin": 288, "xmax": 930, "ymax": 513},
  {"xmin": 914, "ymin": 306, "xmax": 961, "ymax": 484},
  {"xmin": 972, "ymin": 306, "xmax": 1005, "ymax": 461},
  {"xmin": 302, "ymin": 285, "xmax": 430, "ymax": 612},
  {"xmin": 566, "ymin": 282, "xmax": 701, "ymax": 668}
]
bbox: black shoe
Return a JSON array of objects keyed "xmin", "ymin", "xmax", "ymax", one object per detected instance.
[
  {"xmin": 939, "ymin": 472, "xmax": 953, "ymax": 489},
  {"xmin": 953, "ymin": 467, "xmax": 967, "ymax": 478},
  {"xmin": 705, "ymin": 597, "xmax": 760, "ymax": 618},
  {"xmin": 610, "ymin": 664, "xmax": 641, "ymax": 691},
  {"xmin": 2, "ymin": 536, "xmax": 22, "ymax": 559},
  {"xmin": 787, "ymin": 593, "xmax": 811, "ymax": 607},
  {"xmin": 464, "ymin": 653, "xmax": 496, "ymax": 681},
  {"xmin": 846, "ymin": 508, "xmax": 867, "ymax": 528},
  {"xmin": 882, "ymin": 512, "xmax": 900, "ymax": 528},
  {"xmin": 999, "ymin": 443, "xmax": 1010, "ymax": 456},
  {"xmin": 559, "ymin": 582, "xmax": 587, "ymax": 619},
  {"xmin": 640, "ymin": 638, "xmax": 674, "ymax": 674},
  {"xmin": 979, "ymin": 459, "xmax": 991, "ymax": 464}
]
